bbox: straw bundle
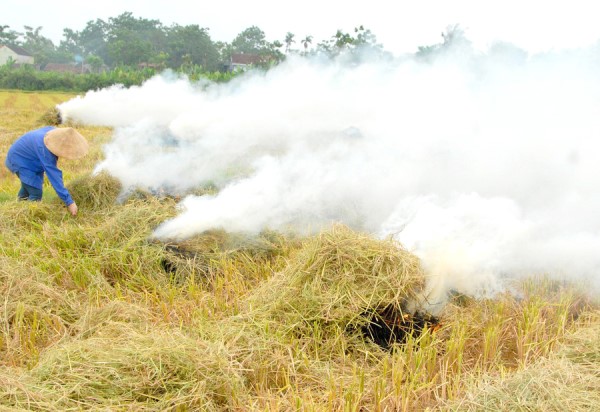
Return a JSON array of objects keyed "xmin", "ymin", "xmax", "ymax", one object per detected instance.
[
  {"xmin": 0, "ymin": 324, "xmax": 248, "ymax": 411},
  {"xmin": 245, "ymin": 224, "xmax": 426, "ymax": 341},
  {"xmin": 66, "ymin": 171, "xmax": 122, "ymax": 210},
  {"xmin": 37, "ymin": 107, "xmax": 62, "ymax": 126}
]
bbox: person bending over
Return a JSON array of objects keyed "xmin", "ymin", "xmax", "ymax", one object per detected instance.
[{"xmin": 5, "ymin": 126, "xmax": 89, "ymax": 216}]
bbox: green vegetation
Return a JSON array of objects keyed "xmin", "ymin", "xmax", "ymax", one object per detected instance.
[
  {"xmin": 1, "ymin": 13, "xmax": 395, "ymax": 92},
  {"xmin": 1, "ymin": 14, "xmax": 288, "ymax": 74},
  {"xmin": 1, "ymin": 91, "xmax": 598, "ymax": 410},
  {"xmin": 0, "ymin": 64, "xmax": 238, "ymax": 92}
]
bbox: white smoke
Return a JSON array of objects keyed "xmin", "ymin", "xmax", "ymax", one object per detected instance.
[{"xmin": 59, "ymin": 43, "xmax": 600, "ymax": 300}]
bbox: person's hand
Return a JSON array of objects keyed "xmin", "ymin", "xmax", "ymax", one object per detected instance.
[{"xmin": 67, "ymin": 202, "xmax": 78, "ymax": 216}]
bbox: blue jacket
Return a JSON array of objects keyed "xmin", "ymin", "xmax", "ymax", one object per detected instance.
[{"xmin": 5, "ymin": 126, "xmax": 74, "ymax": 206}]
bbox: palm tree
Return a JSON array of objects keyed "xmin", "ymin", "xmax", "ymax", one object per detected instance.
[
  {"xmin": 284, "ymin": 32, "xmax": 295, "ymax": 53},
  {"xmin": 301, "ymin": 35, "xmax": 313, "ymax": 54}
]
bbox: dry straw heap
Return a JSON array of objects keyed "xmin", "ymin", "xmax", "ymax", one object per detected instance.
[
  {"xmin": 244, "ymin": 224, "xmax": 427, "ymax": 344},
  {"xmin": 66, "ymin": 171, "xmax": 123, "ymax": 209}
]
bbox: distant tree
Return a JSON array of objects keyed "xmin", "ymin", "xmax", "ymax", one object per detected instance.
[
  {"xmin": 107, "ymin": 36, "xmax": 152, "ymax": 66},
  {"xmin": 0, "ymin": 25, "xmax": 21, "ymax": 47},
  {"xmin": 231, "ymin": 26, "xmax": 268, "ymax": 54},
  {"xmin": 77, "ymin": 19, "xmax": 109, "ymax": 62},
  {"xmin": 105, "ymin": 12, "xmax": 165, "ymax": 66},
  {"xmin": 166, "ymin": 24, "xmax": 219, "ymax": 71},
  {"xmin": 316, "ymin": 28, "xmax": 353, "ymax": 55},
  {"xmin": 284, "ymin": 32, "xmax": 295, "ymax": 53},
  {"xmin": 272, "ymin": 40, "xmax": 283, "ymax": 49},
  {"xmin": 316, "ymin": 26, "xmax": 386, "ymax": 60},
  {"xmin": 416, "ymin": 44, "xmax": 437, "ymax": 58},
  {"xmin": 231, "ymin": 26, "xmax": 285, "ymax": 66},
  {"xmin": 22, "ymin": 25, "xmax": 55, "ymax": 67},
  {"xmin": 58, "ymin": 28, "xmax": 82, "ymax": 55},
  {"xmin": 416, "ymin": 24, "xmax": 472, "ymax": 61},
  {"xmin": 270, "ymin": 40, "xmax": 285, "ymax": 62},
  {"xmin": 215, "ymin": 40, "xmax": 233, "ymax": 66},
  {"xmin": 333, "ymin": 29, "xmax": 354, "ymax": 50},
  {"xmin": 301, "ymin": 35, "xmax": 313, "ymax": 54},
  {"xmin": 440, "ymin": 24, "xmax": 470, "ymax": 48},
  {"xmin": 353, "ymin": 25, "xmax": 379, "ymax": 47}
]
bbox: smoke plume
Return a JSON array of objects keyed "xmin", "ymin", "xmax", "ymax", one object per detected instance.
[{"xmin": 59, "ymin": 43, "xmax": 600, "ymax": 303}]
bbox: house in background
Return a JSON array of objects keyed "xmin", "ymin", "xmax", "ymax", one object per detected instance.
[
  {"xmin": 0, "ymin": 44, "xmax": 34, "ymax": 65},
  {"xmin": 226, "ymin": 53, "xmax": 272, "ymax": 72}
]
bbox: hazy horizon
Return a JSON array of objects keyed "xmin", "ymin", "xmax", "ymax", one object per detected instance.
[{"xmin": 4, "ymin": 0, "xmax": 600, "ymax": 56}]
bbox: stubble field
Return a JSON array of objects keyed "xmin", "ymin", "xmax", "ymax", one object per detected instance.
[{"xmin": 1, "ymin": 90, "xmax": 598, "ymax": 411}]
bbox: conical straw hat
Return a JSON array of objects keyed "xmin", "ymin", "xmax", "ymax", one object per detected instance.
[{"xmin": 43, "ymin": 127, "xmax": 89, "ymax": 160}]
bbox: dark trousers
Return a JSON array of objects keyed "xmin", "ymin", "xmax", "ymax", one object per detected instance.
[{"xmin": 16, "ymin": 173, "xmax": 43, "ymax": 201}]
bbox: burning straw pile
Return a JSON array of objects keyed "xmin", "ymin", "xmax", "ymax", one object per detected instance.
[{"xmin": 242, "ymin": 224, "xmax": 428, "ymax": 349}]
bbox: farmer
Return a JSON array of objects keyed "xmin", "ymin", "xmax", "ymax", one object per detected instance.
[{"xmin": 4, "ymin": 126, "xmax": 89, "ymax": 216}]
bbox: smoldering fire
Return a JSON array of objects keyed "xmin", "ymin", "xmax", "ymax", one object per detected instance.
[{"xmin": 58, "ymin": 44, "xmax": 600, "ymax": 303}]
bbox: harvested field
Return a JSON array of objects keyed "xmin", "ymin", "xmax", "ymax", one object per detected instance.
[{"xmin": 0, "ymin": 91, "xmax": 598, "ymax": 411}]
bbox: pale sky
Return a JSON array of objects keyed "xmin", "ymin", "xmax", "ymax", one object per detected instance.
[{"xmin": 3, "ymin": 0, "xmax": 600, "ymax": 54}]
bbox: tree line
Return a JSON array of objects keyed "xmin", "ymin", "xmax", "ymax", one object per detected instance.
[
  {"xmin": 1, "ymin": 12, "xmax": 393, "ymax": 71},
  {"xmin": 1, "ymin": 13, "xmax": 472, "ymax": 92}
]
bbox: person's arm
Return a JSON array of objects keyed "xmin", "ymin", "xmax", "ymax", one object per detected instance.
[{"xmin": 39, "ymin": 149, "xmax": 76, "ymax": 211}]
